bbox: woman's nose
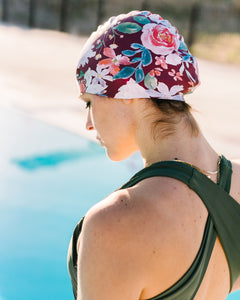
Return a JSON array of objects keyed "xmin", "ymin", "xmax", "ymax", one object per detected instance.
[{"xmin": 85, "ymin": 110, "xmax": 94, "ymax": 131}]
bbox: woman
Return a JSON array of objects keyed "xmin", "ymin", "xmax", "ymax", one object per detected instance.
[{"xmin": 68, "ymin": 11, "xmax": 240, "ymax": 299}]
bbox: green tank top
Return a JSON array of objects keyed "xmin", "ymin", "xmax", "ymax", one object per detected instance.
[{"xmin": 67, "ymin": 155, "xmax": 240, "ymax": 299}]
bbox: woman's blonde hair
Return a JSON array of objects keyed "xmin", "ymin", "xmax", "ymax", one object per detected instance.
[{"xmin": 150, "ymin": 99, "xmax": 199, "ymax": 139}]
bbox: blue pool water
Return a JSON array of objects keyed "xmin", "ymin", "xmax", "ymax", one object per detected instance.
[
  {"xmin": 0, "ymin": 107, "xmax": 239, "ymax": 300},
  {"xmin": 0, "ymin": 108, "xmax": 142, "ymax": 300}
]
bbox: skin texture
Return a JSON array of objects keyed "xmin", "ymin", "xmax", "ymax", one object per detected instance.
[
  {"xmin": 83, "ymin": 94, "xmax": 139, "ymax": 161},
  {"xmin": 77, "ymin": 93, "xmax": 240, "ymax": 300}
]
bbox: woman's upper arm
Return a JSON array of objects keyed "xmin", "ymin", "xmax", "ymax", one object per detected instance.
[{"xmin": 76, "ymin": 196, "xmax": 145, "ymax": 300}]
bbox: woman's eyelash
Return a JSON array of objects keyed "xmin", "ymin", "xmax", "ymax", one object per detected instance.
[{"xmin": 85, "ymin": 102, "xmax": 91, "ymax": 109}]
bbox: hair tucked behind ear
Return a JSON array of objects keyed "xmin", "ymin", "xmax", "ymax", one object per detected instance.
[{"xmin": 150, "ymin": 99, "xmax": 200, "ymax": 139}]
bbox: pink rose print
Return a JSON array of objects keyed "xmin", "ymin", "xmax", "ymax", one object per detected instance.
[
  {"xmin": 141, "ymin": 23, "xmax": 180, "ymax": 55},
  {"xmin": 99, "ymin": 47, "xmax": 131, "ymax": 75},
  {"xmin": 168, "ymin": 69, "xmax": 183, "ymax": 81}
]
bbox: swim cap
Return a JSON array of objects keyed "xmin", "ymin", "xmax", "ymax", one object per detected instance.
[{"xmin": 76, "ymin": 11, "xmax": 200, "ymax": 101}]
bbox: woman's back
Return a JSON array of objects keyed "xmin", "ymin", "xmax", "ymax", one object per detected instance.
[
  {"xmin": 116, "ymin": 157, "xmax": 240, "ymax": 299},
  {"xmin": 68, "ymin": 157, "xmax": 240, "ymax": 299}
]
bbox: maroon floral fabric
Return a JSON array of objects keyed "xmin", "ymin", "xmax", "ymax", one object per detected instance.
[{"xmin": 76, "ymin": 11, "xmax": 200, "ymax": 101}]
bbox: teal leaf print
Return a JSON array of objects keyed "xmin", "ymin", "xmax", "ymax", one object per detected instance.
[
  {"xmin": 131, "ymin": 57, "xmax": 142, "ymax": 63},
  {"xmin": 135, "ymin": 68, "xmax": 144, "ymax": 83},
  {"xmin": 144, "ymin": 73, "xmax": 158, "ymax": 89},
  {"xmin": 142, "ymin": 49, "xmax": 152, "ymax": 66},
  {"xmin": 113, "ymin": 67, "xmax": 135, "ymax": 79},
  {"xmin": 179, "ymin": 41, "xmax": 188, "ymax": 51},
  {"xmin": 131, "ymin": 43, "xmax": 145, "ymax": 50},
  {"xmin": 115, "ymin": 22, "xmax": 142, "ymax": 34},
  {"xmin": 182, "ymin": 54, "xmax": 192, "ymax": 62},
  {"xmin": 77, "ymin": 70, "xmax": 84, "ymax": 79},
  {"xmin": 133, "ymin": 16, "xmax": 151, "ymax": 24},
  {"xmin": 122, "ymin": 50, "xmax": 138, "ymax": 56}
]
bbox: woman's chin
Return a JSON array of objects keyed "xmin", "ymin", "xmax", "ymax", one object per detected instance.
[{"xmin": 105, "ymin": 148, "xmax": 136, "ymax": 162}]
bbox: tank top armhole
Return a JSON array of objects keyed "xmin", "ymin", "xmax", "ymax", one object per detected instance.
[
  {"xmin": 72, "ymin": 217, "xmax": 85, "ymax": 268},
  {"xmin": 145, "ymin": 215, "xmax": 217, "ymax": 300}
]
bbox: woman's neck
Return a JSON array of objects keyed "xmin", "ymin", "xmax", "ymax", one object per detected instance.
[{"xmin": 137, "ymin": 120, "xmax": 219, "ymax": 173}]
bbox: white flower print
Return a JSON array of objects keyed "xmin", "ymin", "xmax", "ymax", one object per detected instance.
[
  {"xmin": 89, "ymin": 64, "xmax": 113, "ymax": 86},
  {"xmin": 147, "ymin": 82, "xmax": 184, "ymax": 101},
  {"xmin": 166, "ymin": 53, "xmax": 182, "ymax": 66},
  {"xmin": 148, "ymin": 14, "xmax": 164, "ymax": 24},
  {"xmin": 109, "ymin": 43, "xmax": 118, "ymax": 49},
  {"xmin": 84, "ymin": 68, "xmax": 93, "ymax": 87},
  {"xmin": 95, "ymin": 54, "xmax": 102, "ymax": 60},
  {"xmin": 115, "ymin": 78, "xmax": 148, "ymax": 99},
  {"xmin": 86, "ymin": 83, "xmax": 107, "ymax": 95},
  {"xmin": 78, "ymin": 45, "xmax": 96, "ymax": 68},
  {"xmin": 84, "ymin": 67, "xmax": 107, "ymax": 95}
]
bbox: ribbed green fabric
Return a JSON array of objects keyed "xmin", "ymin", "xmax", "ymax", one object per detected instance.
[{"xmin": 68, "ymin": 155, "xmax": 240, "ymax": 299}]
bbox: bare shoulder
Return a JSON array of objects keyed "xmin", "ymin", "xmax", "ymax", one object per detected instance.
[
  {"xmin": 77, "ymin": 187, "xmax": 170, "ymax": 299},
  {"xmin": 81, "ymin": 184, "xmax": 171, "ymax": 250},
  {"xmin": 77, "ymin": 189, "xmax": 148, "ymax": 299},
  {"xmin": 81, "ymin": 189, "xmax": 141, "ymax": 243},
  {"xmin": 82, "ymin": 177, "xmax": 192, "ymax": 240},
  {"xmin": 81, "ymin": 175, "xmax": 208, "ymax": 266},
  {"xmin": 78, "ymin": 177, "xmax": 209, "ymax": 299},
  {"xmin": 82, "ymin": 175, "xmax": 207, "ymax": 244}
]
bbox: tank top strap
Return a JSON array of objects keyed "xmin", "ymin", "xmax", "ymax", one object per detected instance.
[
  {"xmin": 120, "ymin": 155, "xmax": 231, "ymax": 192},
  {"xmin": 218, "ymin": 154, "xmax": 232, "ymax": 193},
  {"xmin": 119, "ymin": 159, "xmax": 196, "ymax": 189},
  {"xmin": 189, "ymin": 158, "xmax": 240, "ymax": 290}
]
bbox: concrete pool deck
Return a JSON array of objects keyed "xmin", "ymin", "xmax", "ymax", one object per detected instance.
[{"xmin": 0, "ymin": 23, "xmax": 240, "ymax": 158}]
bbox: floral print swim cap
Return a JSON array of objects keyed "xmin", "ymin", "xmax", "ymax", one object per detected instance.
[{"xmin": 76, "ymin": 11, "xmax": 200, "ymax": 101}]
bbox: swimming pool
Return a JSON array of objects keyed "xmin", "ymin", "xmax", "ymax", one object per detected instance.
[
  {"xmin": 0, "ymin": 107, "xmax": 142, "ymax": 300},
  {"xmin": 0, "ymin": 107, "xmax": 239, "ymax": 300}
]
